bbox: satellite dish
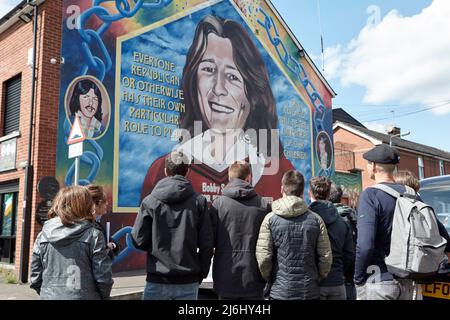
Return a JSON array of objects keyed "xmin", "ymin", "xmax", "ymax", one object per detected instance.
[{"xmin": 385, "ymin": 124, "xmax": 395, "ymax": 133}]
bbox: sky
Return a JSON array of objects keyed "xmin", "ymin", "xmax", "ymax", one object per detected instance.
[
  {"xmin": 270, "ymin": 0, "xmax": 450, "ymax": 152},
  {"xmin": 1, "ymin": 0, "xmax": 449, "ymax": 152}
]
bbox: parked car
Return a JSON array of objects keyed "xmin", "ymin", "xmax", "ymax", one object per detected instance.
[{"xmin": 419, "ymin": 175, "xmax": 450, "ymax": 300}]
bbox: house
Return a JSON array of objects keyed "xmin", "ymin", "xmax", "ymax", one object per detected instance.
[{"xmin": 333, "ymin": 109, "xmax": 450, "ymax": 192}]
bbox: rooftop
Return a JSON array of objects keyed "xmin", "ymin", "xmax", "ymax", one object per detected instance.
[{"xmin": 334, "ymin": 121, "xmax": 450, "ymax": 160}]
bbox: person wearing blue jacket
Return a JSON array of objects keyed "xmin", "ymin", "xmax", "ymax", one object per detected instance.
[
  {"xmin": 309, "ymin": 177, "xmax": 354, "ymax": 300},
  {"xmin": 355, "ymin": 145, "xmax": 413, "ymax": 300}
]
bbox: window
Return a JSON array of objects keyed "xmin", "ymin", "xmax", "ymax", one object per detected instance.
[
  {"xmin": 418, "ymin": 157, "xmax": 424, "ymax": 180},
  {"xmin": 440, "ymin": 160, "xmax": 445, "ymax": 176},
  {"xmin": 0, "ymin": 186, "xmax": 18, "ymax": 264},
  {"xmin": 3, "ymin": 75, "xmax": 21, "ymax": 136},
  {"xmin": 420, "ymin": 178, "xmax": 450, "ymax": 233}
]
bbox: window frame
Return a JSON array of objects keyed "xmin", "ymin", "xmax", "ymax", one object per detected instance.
[
  {"xmin": 2, "ymin": 74, "xmax": 22, "ymax": 137},
  {"xmin": 0, "ymin": 191, "xmax": 18, "ymax": 264}
]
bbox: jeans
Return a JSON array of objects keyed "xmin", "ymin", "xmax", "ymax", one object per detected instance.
[
  {"xmin": 345, "ymin": 283, "xmax": 357, "ymax": 300},
  {"xmin": 319, "ymin": 285, "xmax": 347, "ymax": 300},
  {"xmin": 356, "ymin": 279, "xmax": 414, "ymax": 300},
  {"xmin": 142, "ymin": 282, "xmax": 199, "ymax": 300},
  {"xmin": 219, "ymin": 295, "xmax": 264, "ymax": 300}
]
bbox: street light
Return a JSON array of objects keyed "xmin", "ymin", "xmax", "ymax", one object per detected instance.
[{"xmin": 390, "ymin": 131, "xmax": 411, "ymax": 146}]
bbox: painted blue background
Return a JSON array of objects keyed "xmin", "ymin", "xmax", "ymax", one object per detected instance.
[{"xmin": 117, "ymin": 0, "xmax": 312, "ymax": 208}]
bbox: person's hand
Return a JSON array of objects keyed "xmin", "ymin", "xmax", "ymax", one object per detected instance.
[{"xmin": 107, "ymin": 242, "xmax": 116, "ymax": 251}]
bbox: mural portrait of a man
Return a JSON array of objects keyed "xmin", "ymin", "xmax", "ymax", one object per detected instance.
[
  {"xmin": 140, "ymin": 15, "xmax": 295, "ymax": 202},
  {"xmin": 68, "ymin": 78, "xmax": 107, "ymax": 139}
]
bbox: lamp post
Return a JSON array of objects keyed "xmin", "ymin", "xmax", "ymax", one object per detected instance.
[{"xmin": 390, "ymin": 131, "xmax": 411, "ymax": 146}]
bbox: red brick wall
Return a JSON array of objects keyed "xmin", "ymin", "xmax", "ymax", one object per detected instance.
[
  {"xmin": 396, "ymin": 150, "xmax": 420, "ymax": 178},
  {"xmin": 0, "ymin": 0, "xmax": 62, "ymax": 276},
  {"xmin": 333, "ymin": 127, "xmax": 376, "ymax": 189},
  {"xmin": 396, "ymin": 149, "xmax": 447, "ymax": 179},
  {"xmin": 0, "ymin": 8, "xmax": 34, "ymax": 273}
]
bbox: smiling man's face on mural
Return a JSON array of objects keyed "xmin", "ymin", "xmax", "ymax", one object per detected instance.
[
  {"xmin": 197, "ymin": 33, "xmax": 250, "ymax": 134},
  {"xmin": 79, "ymin": 88, "xmax": 99, "ymax": 119}
]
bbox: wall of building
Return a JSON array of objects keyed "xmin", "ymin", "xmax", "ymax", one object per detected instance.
[
  {"xmin": 0, "ymin": 7, "xmax": 35, "ymax": 271},
  {"xmin": 396, "ymin": 148, "xmax": 448, "ymax": 179},
  {"xmin": 0, "ymin": 1, "xmax": 62, "ymax": 275},
  {"xmin": 333, "ymin": 127, "xmax": 375, "ymax": 189}
]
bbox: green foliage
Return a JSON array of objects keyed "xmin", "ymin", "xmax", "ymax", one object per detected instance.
[{"xmin": 0, "ymin": 267, "xmax": 18, "ymax": 284}]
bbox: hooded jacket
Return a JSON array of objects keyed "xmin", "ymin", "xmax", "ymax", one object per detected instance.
[
  {"xmin": 334, "ymin": 203, "xmax": 357, "ymax": 241},
  {"xmin": 30, "ymin": 217, "xmax": 113, "ymax": 300},
  {"xmin": 131, "ymin": 175, "xmax": 214, "ymax": 284},
  {"xmin": 211, "ymin": 179, "xmax": 269, "ymax": 298},
  {"xmin": 309, "ymin": 200, "xmax": 355, "ymax": 287},
  {"xmin": 256, "ymin": 196, "xmax": 332, "ymax": 300}
]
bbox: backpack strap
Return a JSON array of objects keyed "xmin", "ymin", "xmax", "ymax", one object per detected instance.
[
  {"xmin": 370, "ymin": 184, "xmax": 401, "ymax": 198},
  {"xmin": 371, "ymin": 184, "xmax": 418, "ymax": 201}
]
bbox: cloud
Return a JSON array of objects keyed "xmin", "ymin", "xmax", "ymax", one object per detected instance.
[
  {"xmin": 323, "ymin": 0, "xmax": 450, "ymax": 114},
  {"xmin": 363, "ymin": 121, "xmax": 388, "ymax": 134}
]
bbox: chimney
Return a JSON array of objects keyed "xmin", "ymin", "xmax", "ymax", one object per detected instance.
[{"xmin": 387, "ymin": 126, "xmax": 401, "ymax": 136}]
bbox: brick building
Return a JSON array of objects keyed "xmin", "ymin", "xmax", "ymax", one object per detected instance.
[
  {"xmin": 0, "ymin": 0, "xmax": 62, "ymax": 281},
  {"xmin": 333, "ymin": 108, "xmax": 450, "ymax": 192}
]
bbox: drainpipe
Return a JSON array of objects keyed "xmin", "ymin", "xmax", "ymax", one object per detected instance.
[{"xmin": 19, "ymin": 2, "xmax": 38, "ymax": 284}]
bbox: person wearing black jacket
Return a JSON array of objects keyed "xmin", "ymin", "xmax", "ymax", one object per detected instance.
[
  {"xmin": 309, "ymin": 177, "xmax": 355, "ymax": 300},
  {"xmin": 131, "ymin": 151, "xmax": 214, "ymax": 300},
  {"xmin": 328, "ymin": 183, "xmax": 357, "ymax": 300},
  {"xmin": 210, "ymin": 161, "xmax": 270, "ymax": 299}
]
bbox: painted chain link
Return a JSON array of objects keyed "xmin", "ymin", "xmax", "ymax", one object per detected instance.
[
  {"xmin": 64, "ymin": 1, "xmax": 331, "ymax": 264},
  {"xmin": 65, "ymin": 0, "xmax": 175, "ymax": 188},
  {"xmin": 257, "ymin": 7, "xmax": 332, "ymax": 177},
  {"xmin": 110, "ymin": 226, "xmax": 140, "ymax": 264},
  {"xmin": 64, "ymin": 0, "xmax": 174, "ymax": 263}
]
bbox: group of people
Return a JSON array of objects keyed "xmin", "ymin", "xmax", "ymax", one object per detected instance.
[
  {"xmin": 29, "ymin": 144, "xmax": 450, "ymax": 300},
  {"xmin": 30, "ymin": 185, "xmax": 118, "ymax": 299},
  {"xmin": 131, "ymin": 145, "xmax": 450, "ymax": 300}
]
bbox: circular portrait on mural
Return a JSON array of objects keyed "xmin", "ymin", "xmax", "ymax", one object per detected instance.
[
  {"xmin": 316, "ymin": 131, "xmax": 333, "ymax": 170},
  {"xmin": 65, "ymin": 75, "xmax": 110, "ymax": 140}
]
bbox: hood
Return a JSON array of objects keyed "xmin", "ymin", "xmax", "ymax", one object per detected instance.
[
  {"xmin": 42, "ymin": 217, "xmax": 93, "ymax": 245},
  {"xmin": 309, "ymin": 200, "xmax": 339, "ymax": 226},
  {"xmin": 151, "ymin": 175, "xmax": 195, "ymax": 204},
  {"xmin": 334, "ymin": 203, "xmax": 354, "ymax": 218},
  {"xmin": 222, "ymin": 179, "xmax": 257, "ymax": 200},
  {"xmin": 272, "ymin": 196, "xmax": 309, "ymax": 218}
]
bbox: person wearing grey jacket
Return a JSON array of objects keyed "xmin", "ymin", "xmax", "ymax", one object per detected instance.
[
  {"xmin": 256, "ymin": 170, "xmax": 332, "ymax": 300},
  {"xmin": 30, "ymin": 186, "xmax": 113, "ymax": 300},
  {"xmin": 210, "ymin": 161, "xmax": 270, "ymax": 299}
]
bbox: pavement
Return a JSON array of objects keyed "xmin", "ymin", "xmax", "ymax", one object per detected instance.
[
  {"xmin": 0, "ymin": 268, "xmax": 147, "ymax": 300},
  {"xmin": 0, "ymin": 268, "xmax": 217, "ymax": 300}
]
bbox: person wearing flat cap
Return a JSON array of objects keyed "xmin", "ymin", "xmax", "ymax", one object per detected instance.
[{"xmin": 354, "ymin": 144, "xmax": 416, "ymax": 300}]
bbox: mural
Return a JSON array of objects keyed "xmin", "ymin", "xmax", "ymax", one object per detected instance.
[
  {"xmin": 56, "ymin": 0, "xmax": 334, "ymax": 271},
  {"xmin": 333, "ymin": 171, "xmax": 362, "ymax": 209}
]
